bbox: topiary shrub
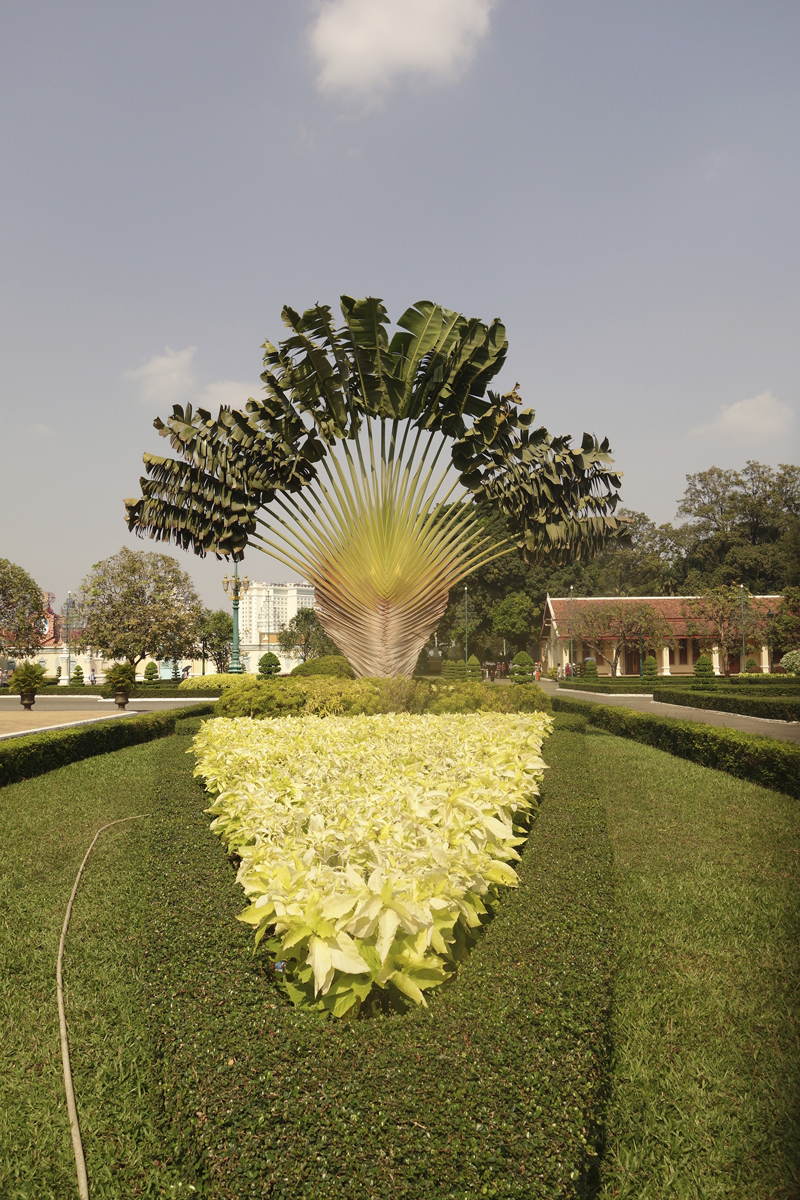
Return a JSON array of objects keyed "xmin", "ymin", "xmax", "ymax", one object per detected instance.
[
  {"xmin": 440, "ymin": 660, "xmax": 457, "ymax": 682},
  {"xmin": 746, "ymin": 658, "xmax": 760, "ymax": 673},
  {"xmin": 55, "ymin": 665, "xmax": 62, "ymax": 680},
  {"xmin": 511, "ymin": 650, "xmax": 536, "ymax": 684},
  {"xmin": 144, "ymin": 661, "xmax": 159, "ymax": 682},
  {"xmin": 466, "ymin": 654, "xmax": 482, "ymax": 681},
  {"xmin": 693, "ymin": 654, "xmax": 716, "ymax": 687},
  {"xmin": 258, "ymin": 652, "xmax": 282, "ymax": 678},
  {"xmin": 583, "ymin": 658, "xmax": 599, "ymax": 681},
  {"xmin": 290, "ymin": 655, "xmax": 355, "ymax": 679},
  {"xmin": 642, "ymin": 655, "xmax": 659, "ymax": 682},
  {"xmin": 780, "ymin": 649, "xmax": 800, "ymax": 675},
  {"xmin": 71, "ymin": 664, "xmax": 85, "ymax": 686}
]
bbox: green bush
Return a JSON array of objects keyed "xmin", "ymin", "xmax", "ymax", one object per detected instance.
[
  {"xmin": 642, "ymin": 655, "xmax": 659, "ymax": 682},
  {"xmin": 693, "ymin": 654, "xmax": 716, "ymax": 685},
  {"xmin": 551, "ymin": 695, "xmax": 800, "ymax": 799},
  {"xmin": 173, "ymin": 715, "xmax": 210, "ymax": 736},
  {"xmin": 440, "ymin": 659, "xmax": 457, "ymax": 682},
  {"xmin": 144, "ymin": 661, "xmax": 159, "ymax": 682},
  {"xmin": 652, "ymin": 687, "xmax": 800, "ymax": 722},
  {"xmin": 454, "ymin": 659, "xmax": 467, "ymax": 681},
  {"xmin": 466, "ymin": 654, "xmax": 482, "ymax": 681},
  {"xmin": 0, "ymin": 703, "xmax": 216, "ymax": 789},
  {"xmin": 215, "ymin": 676, "xmax": 553, "ymax": 721},
  {"xmin": 7, "ymin": 662, "xmax": 47, "ymax": 693},
  {"xmin": 289, "ymin": 655, "xmax": 355, "ymax": 679},
  {"xmin": 746, "ymin": 658, "xmax": 760, "ymax": 673},
  {"xmin": 257, "ymin": 652, "xmax": 281, "ymax": 678},
  {"xmin": 510, "ymin": 650, "xmax": 536, "ymax": 684},
  {"xmin": 178, "ymin": 674, "xmax": 244, "ymax": 693},
  {"xmin": 583, "ymin": 658, "xmax": 599, "ymax": 681},
  {"xmin": 780, "ymin": 649, "xmax": 800, "ymax": 675},
  {"xmin": 71, "ymin": 664, "xmax": 85, "ymax": 686},
  {"xmin": 104, "ymin": 662, "xmax": 136, "ymax": 691}
]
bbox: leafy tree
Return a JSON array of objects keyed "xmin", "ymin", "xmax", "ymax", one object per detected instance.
[
  {"xmin": 258, "ymin": 651, "xmax": 281, "ymax": 677},
  {"xmin": 769, "ymin": 587, "xmax": 800, "ymax": 658},
  {"xmin": 277, "ymin": 607, "xmax": 339, "ymax": 663},
  {"xmin": 569, "ymin": 601, "xmax": 673, "ymax": 677},
  {"xmin": 0, "ymin": 558, "xmax": 47, "ymax": 657},
  {"xmin": 198, "ymin": 608, "xmax": 234, "ymax": 674},
  {"xmin": 77, "ymin": 547, "xmax": 202, "ymax": 668},
  {"xmin": 490, "ymin": 591, "xmax": 536, "ymax": 650},
  {"xmin": 71, "ymin": 664, "xmax": 84, "ymax": 686},
  {"xmin": 682, "ymin": 586, "xmax": 769, "ymax": 674}
]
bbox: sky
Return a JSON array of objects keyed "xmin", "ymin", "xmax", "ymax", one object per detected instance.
[{"xmin": 1, "ymin": 0, "xmax": 798, "ymax": 608}]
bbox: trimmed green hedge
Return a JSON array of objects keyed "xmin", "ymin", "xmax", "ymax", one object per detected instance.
[
  {"xmin": 652, "ymin": 688, "xmax": 800, "ymax": 722},
  {"xmin": 0, "ymin": 704, "xmax": 216, "ymax": 789},
  {"xmin": 558, "ymin": 679, "xmax": 689, "ymax": 694},
  {"xmin": 552, "ymin": 695, "xmax": 800, "ymax": 799},
  {"xmin": 143, "ymin": 728, "xmax": 615, "ymax": 1197},
  {"xmin": 726, "ymin": 676, "xmax": 800, "ymax": 691},
  {"xmin": 0, "ymin": 684, "xmax": 210, "ymax": 697}
]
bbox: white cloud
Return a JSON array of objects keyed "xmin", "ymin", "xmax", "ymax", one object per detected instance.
[
  {"xmin": 310, "ymin": 0, "xmax": 496, "ymax": 99},
  {"xmin": 125, "ymin": 346, "xmax": 259, "ymax": 413},
  {"xmin": 124, "ymin": 345, "xmax": 197, "ymax": 408},
  {"xmin": 693, "ymin": 391, "xmax": 795, "ymax": 439}
]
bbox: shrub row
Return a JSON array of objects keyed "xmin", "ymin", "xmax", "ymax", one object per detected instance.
[
  {"xmin": 551, "ymin": 695, "xmax": 800, "ymax": 799},
  {"xmin": 651, "ymin": 688, "xmax": 800, "ymax": 722},
  {"xmin": 558, "ymin": 679, "xmax": 688, "ymax": 694},
  {"xmin": 143, "ymin": 727, "xmax": 616, "ymax": 1197},
  {"xmin": 215, "ymin": 675, "xmax": 553, "ymax": 719},
  {"xmin": 0, "ymin": 703, "xmax": 216, "ymax": 789}
]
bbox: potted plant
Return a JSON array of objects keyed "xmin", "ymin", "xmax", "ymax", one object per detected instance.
[
  {"xmin": 103, "ymin": 662, "xmax": 136, "ymax": 709},
  {"xmin": 8, "ymin": 662, "xmax": 47, "ymax": 711}
]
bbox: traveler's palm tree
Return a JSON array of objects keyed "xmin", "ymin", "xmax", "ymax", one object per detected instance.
[{"xmin": 125, "ymin": 297, "xmax": 624, "ymax": 677}]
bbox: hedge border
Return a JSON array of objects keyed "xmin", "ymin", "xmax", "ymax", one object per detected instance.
[
  {"xmin": 551, "ymin": 695, "xmax": 800, "ymax": 799},
  {"xmin": 651, "ymin": 688, "xmax": 800, "ymax": 722},
  {"xmin": 0, "ymin": 703, "xmax": 217, "ymax": 789},
  {"xmin": 558, "ymin": 679, "xmax": 690, "ymax": 694}
]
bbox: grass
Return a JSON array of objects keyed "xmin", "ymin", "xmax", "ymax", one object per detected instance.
[
  {"xmin": 1, "ymin": 723, "xmax": 798, "ymax": 1197},
  {"xmin": 590, "ymin": 735, "xmax": 800, "ymax": 1198}
]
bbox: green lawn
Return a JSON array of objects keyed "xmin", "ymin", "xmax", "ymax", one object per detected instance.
[{"xmin": 1, "ymin": 725, "xmax": 798, "ymax": 1198}]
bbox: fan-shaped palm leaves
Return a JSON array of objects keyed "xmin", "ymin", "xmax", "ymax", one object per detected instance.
[{"xmin": 125, "ymin": 297, "xmax": 624, "ymax": 677}]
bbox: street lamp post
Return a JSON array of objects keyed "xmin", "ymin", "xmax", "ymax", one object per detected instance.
[
  {"xmin": 222, "ymin": 563, "xmax": 250, "ymax": 674},
  {"xmin": 569, "ymin": 585, "xmax": 574, "ymax": 676},
  {"xmin": 767, "ymin": 609, "xmax": 774, "ymax": 674},
  {"xmin": 739, "ymin": 583, "xmax": 746, "ymax": 673},
  {"xmin": 464, "ymin": 586, "xmax": 468, "ymax": 666}
]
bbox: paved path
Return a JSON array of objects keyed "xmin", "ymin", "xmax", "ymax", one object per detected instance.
[
  {"xmin": 0, "ymin": 696, "xmax": 217, "ymax": 739},
  {"xmin": 539, "ymin": 680, "xmax": 800, "ymax": 745}
]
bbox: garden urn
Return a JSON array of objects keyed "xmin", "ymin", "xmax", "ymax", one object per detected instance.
[
  {"xmin": 20, "ymin": 690, "xmax": 36, "ymax": 711},
  {"xmin": 114, "ymin": 690, "xmax": 129, "ymax": 710}
]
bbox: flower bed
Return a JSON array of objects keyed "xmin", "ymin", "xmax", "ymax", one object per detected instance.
[{"xmin": 193, "ymin": 711, "xmax": 551, "ymax": 1016}]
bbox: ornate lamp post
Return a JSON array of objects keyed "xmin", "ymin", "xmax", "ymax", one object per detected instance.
[
  {"xmin": 569, "ymin": 585, "xmax": 574, "ymax": 676},
  {"xmin": 740, "ymin": 583, "xmax": 747, "ymax": 673},
  {"xmin": 222, "ymin": 563, "xmax": 250, "ymax": 674},
  {"xmin": 464, "ymin": 585, "xmax": 468, "ymax": 666}
]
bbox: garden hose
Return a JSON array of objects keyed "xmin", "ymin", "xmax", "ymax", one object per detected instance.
[{"xmin": 57, "ymin": 814, "xmax": 150, "ymax": 1200}]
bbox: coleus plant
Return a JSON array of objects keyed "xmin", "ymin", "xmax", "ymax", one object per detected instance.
[
  {"xmin": 126, "ymin": 297, "xmax": 624, "ymax": 676},
  {"xmin": 192, "ymin": 710, "xmax": 551, "ymax": 1017}
]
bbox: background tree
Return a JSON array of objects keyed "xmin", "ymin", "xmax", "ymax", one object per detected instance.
[
  {"xmin": 77, "ymin": 547, "xmax": 202, "ymax": 668},
  {"xmin": 0, "ymin": 558, "xmax": 47, "ymax": 658},
  {"xmin": 198, "ymin": 608, "xmax": 234, "ymax": 674},
  {"xmin": 682, "ymin": 586, "xmax": 769, "ymax": 674},
  {"xmin": 490, "ymin": 591, "xmax": 536, "ymax": 653},
  {"xmin": 277, "ymin": 608, "xmax": 340, "ymax": 663},
  {"xmin": 570, "ymin": 601, "xmax": 674, "ymax": 676},
  {"xmin": 768, "ymin": 587, "xmax": 800, "ymax": 658}
]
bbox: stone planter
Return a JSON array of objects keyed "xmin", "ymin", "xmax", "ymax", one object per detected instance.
[
  {"xmin": 20, "ymin": 690, "xmax": 36, "ymax": 711},
  {"xmin": 114, "ymin": 690, "xmax": 129, "ymax": 710}
]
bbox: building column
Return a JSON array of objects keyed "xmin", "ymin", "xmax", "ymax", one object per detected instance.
[
  {"xmin": 661, "ymin": 646, "xmax": 671, "ymax": 675},
  {"xmin": 760, "ymin": 643, "xmax": 770, "ymax": 673},
  {"xmin": 711, "ymin": 644, "xmax": 721, "ymax": 675}
]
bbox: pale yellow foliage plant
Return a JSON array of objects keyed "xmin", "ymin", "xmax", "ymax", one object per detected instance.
[{"xmin": 192, "ymin": 711, "xmax": 551, "ymax": 1017}]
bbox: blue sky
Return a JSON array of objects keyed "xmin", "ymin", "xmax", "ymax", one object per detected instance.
[{"xmin": 2, "ymin": 0, "xmax": 798, "ymax": 607}]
